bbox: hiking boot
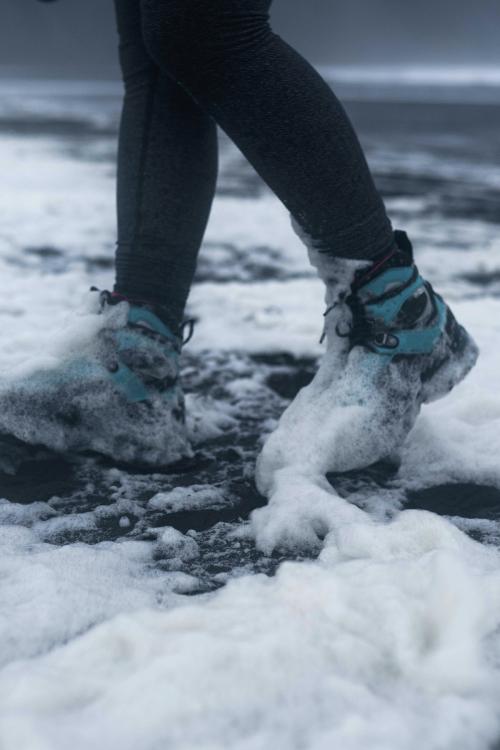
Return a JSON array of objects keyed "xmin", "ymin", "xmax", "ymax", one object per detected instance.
[
  {"xmin": 0, "ymin": 290, "xmax": 192, "ymax": 467},
  {"xmin": 256, "ymin": 231, "xmax": 479, "ymax": 494}
]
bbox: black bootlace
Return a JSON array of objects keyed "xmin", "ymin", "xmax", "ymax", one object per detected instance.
[
  {"xmin": 323, "ymin": 293, "xmax": 395, "ymax": 351},
  {"xmin": 179, "ymin": 319, "xmax": 195, "ymax": 346},
  {"xmin": 338, "ymin": 294, "xmax": 380, "ymax": 350}
]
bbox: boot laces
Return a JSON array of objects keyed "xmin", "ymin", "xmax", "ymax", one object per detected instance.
[
  {"xmin": 323, "ymin": 278, "xmax": 438, "ymax": 352},
  {"xmin": 180, "ymin": 319, "xmax": 195, "ymax": 346},
  {"xmin": 322, "ymin": 295, "xmax": 391, "ymax": 351}
]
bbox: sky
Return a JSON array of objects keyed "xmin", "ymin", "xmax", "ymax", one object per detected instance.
[{"xmin": 1, "ymin": 0, "xmax": 500, "ymax": 78}]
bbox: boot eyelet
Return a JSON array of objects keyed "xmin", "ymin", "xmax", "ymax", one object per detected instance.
[{"xmin": 374, "ymin": 333, "xmax": 399, "ymax": 349}]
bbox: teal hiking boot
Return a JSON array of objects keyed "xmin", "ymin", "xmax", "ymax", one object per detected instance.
[
  {"xmin": 256, "ymin": 231, "xmax": 479, "ymax": 493},
  {"xmin": 0, "ymin": 290, "xmax": 192, "ymax": 467}
]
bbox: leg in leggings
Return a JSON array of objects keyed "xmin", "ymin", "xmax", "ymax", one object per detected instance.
[
  {"xmin": 139, "ymin": 0, "xmax": 394, "ymax": 262},
  {"xmin": 113, "ymin": 0, "xmax": 218, "ymax": 331}
]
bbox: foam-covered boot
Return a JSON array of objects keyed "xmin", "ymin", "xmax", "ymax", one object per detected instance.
[
  {"xmin": 256, "ymin": 231, "xmax": 479, "ymax": 494},
  {"xmin": 0, "ymin": 290, "xmax": 192, "ymax": 467}
]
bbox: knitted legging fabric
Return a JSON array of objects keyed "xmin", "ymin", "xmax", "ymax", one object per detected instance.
[{"xmin": 113, "ymin": 0, "xmax": 394, "ymax": 328}]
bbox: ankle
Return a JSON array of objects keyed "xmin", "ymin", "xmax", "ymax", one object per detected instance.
[
  {"xmin": 112, "ymin": 288, "xmax": 182, "ymax": 335},
  {"xmin": 354, "ymin": 231, "xmax": 413, "ymax": 288}
]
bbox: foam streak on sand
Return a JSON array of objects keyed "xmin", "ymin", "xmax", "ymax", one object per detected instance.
[{"xmin": 2, "ymin": 496, "xmax": 500, "ymax": 750}]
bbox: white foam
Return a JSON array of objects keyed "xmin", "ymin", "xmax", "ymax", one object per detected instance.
[
  {"xmin": 155, "ymin": 527, "xmax": 200, "ymax": 563},
  {"xmin": 1, "ymin": 523, "xmax": 500, "ymax": 750},
  {"xmin": 148, "ymin": 485, "xmax": 227, "ymax": 513},
  {"xmin": 0, "ymin": 524, "xmax": 187, "ymax": 669}
]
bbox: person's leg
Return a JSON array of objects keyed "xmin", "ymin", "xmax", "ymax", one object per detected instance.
[
  {"xmin": 140, "ymin": 0, "xmax": 394, "ymax": 262},
  {"xmin": 113, "ymin": 0, "xmax": 218, "ymax": 332},
  {"xmin": 132, "ymin": 0, "xmax": 478, "ymax": 483}
]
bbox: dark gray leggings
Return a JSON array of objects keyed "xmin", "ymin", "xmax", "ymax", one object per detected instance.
[{"xmin": 113, "ymin": 0, "xmax": 394, "ymax": 329}]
